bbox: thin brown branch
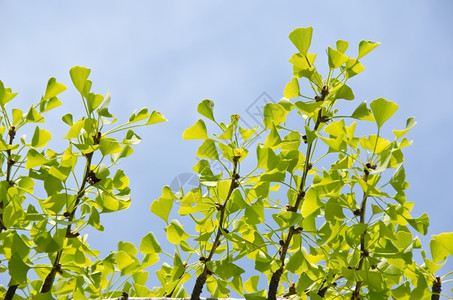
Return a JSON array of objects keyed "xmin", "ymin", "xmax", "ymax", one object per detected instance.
[
  {"xmin": 40, "ymin": 132, "xmax": 100, "ymax": 293},
  {"xmin": 351, "ymin": 171, "xmax": 370, "ymax": 300},
  {"xmin": 190, "ymin": 157, "xmax": 240, "ymax": 300},
  {"xmin": 268, "ymin": 86, "xmax": 329, "ymax": 300}
]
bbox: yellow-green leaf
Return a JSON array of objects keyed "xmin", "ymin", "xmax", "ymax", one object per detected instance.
[
  {"xmin": 358, "ymin": 40, "xmax": 381, "ymax": 59},
  {"xmin": 70, "ymin": 66, "xmax": 91, "ymax": 96},
  {"xmin": 283, "ymin": 78, "xmax": 300, "ymax": 98},
  {"xmin": 44, "ymin": 77, "xmax": 67, "ymax": 100},
  {"xmin": 140, "ymin": 232, "xmax": 162, "ymax": 254},
  {"xmin": 289, "ymin": 27, "xmax": 313, "ymax": 55},
  {"xmin": 182, "ymin": 119, "xmax": 208, "ymax": 139}
]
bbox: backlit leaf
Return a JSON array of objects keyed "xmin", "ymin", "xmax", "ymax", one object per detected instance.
[
  {"xmin": 44, "ymin": 77, "xmax": 67, "ymax": 100},
  {"xmin": 140, "ymin": 232, "xmax": 162, "ymax": 254},
  {"xmin": 70, "ymin": 66, "xmax": 91, "ymax": 96},
  {"xmin": 289, "ymin": 27, "xmax": 313, "ymax": 55},
  {"xmin": 31, "ymin": 126, "xmax": 52, "ymax": 148},
  {"xmin": 283, "ymin": 78, "xmax": 300, "ymax": 98},
  {"xmin": 8, "ymin": 252, "xmax": 30, "ymax": 284},
  {"xmin": 197, "ymin": 99, "xmax": 215, "ymax": 122},
  {"xmin": 263, "ymin": 103, "xmax": 288, "ymax": 129},
  {"xmin": 358, "ymin": 40, "xmax": 381, "ymax": 59},
  {"xmin": 370, "ymin": 98, "xmax": 398, "ymax": 129},
  {"xmin": 182, "ymin": 119, "xmax": 209, "ymax": 139},
  {"xmin": 328, "ymin": 47, "xmax": 349, "ymax": 69}
]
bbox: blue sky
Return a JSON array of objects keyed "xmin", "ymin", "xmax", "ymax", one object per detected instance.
[{"xmin": 1, "ymin": 0, "xmax": 452, "ymax": 296}]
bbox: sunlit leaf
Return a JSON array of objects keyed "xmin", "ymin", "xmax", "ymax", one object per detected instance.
[
  {"xmin": 31, "ymin": 126, "xmax": 52, "ymax": 148},
  {"xmin": 70, "ymin": 66, "xmax": 91, "ymax": 96},
  {"xmin": 370, "ymin": 98, "xmax": 398, "ymax": 129},
  {"xmin": 197, "ymin": 99, "xmax": 215, "ymax": 122},
  {"xmin": 283, "ymin": 78, "xmax": 300, "ymax": 98},
  {"xmin": 146, "ymin": 111, "xmax": 167, "ymax": 124},
  {"xmin": 182, "ymin": 119, "xmax": 209, "ymax": 139},
  {"xmin": 8, "ymin": 252, "xmax": 30, "ymax": 284},
  {"xmin": 328, "ymin": 47, "xmax": 349, "ymax": 69},
  {"xmin": 44, "ymin": 77, "xmax": 67, "ymax": 100},
  {"xmin": 358, "ymin": 40, "xmax": 381, "ymax": 59},
  {"xmin": 140, "ymin": 232, "xmax": 162, "ymax": 254},
  {"xmin": 289, "ymin": 27, "xmax": 313, "ymax": 55}
]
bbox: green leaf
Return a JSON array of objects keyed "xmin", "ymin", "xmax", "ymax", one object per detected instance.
[
  {"xmin": 87, "ymin": 93, "xmax": 104, "ymax": 113},
  {"xmin": 70, "ymin": 66, "xmax": 91, "ymax": 96},
  {"xmin": 3, "ymin": 196, "xmax": 25, "ymax": 228},
  {"xmin": 118, "ymin": 241, "xmax": 138, "ymax": 256},
  {"xmin": 286, "ymin": 250, "xmax": 304, "ymax": 273},
  {"xmin": 129, "ymin": 107, "xmax": 150, "ymax": 123},
  {"xmin": 289, "ymin": 53, "xmax": 315, "ymax": 78},
  {"xmin": 256, "ymin": 145, "xmax": 278, "ymax": 170},
  {"xmin": 44, "ymin": 77, "xmax": 67, "ymax": 100},
  {"xmin": 432, "ymin": 232, "xmax": 453, "ymax": 256},
  {"xmin": 39, "ymin": 96, "xmax": 62, "ymax": 113},
  {"xmin": 17, "ymin": 177, "xmax": 35, "ymax": 194},
  {"xmin": 12, "ymin": 108, "xmax": 23, "ymax": 125},
  {"xmin": 430, "ymin": 238, "xmax": 450, "ymax": 263},
  {"xmin": 244, "ymin": 199, "xmax": 265, "ymax": 225},
  {"xmin": 98, "ymin": 90, "xmax": 113, "ymax": 117},
  {"xmin": 196, "ymin": 139, "xmax": 219, "ymax": 160},
  {"xmin": 88, "ymin": 207, "xmax": 104, "ymax": 231},
  {"xmin": 393, "ymin": 117, "xmax": 416, "ymax": 139},
  {"xmin": 64, "ymin": 119, "xmax": 84, "ymax": 139},
  {"xmin": 336, "ymin": 40, "xmax": 349, "ymax": 53},
  {"xmin": 244, "ymin": 276, "xmax": 260, "ymax": 294},
  {"xmin": 0, "ymin": 81, "xmax": 18, "ymax": 107},
  {"xmin": 99, "ymin": 138, "xmax": 123, "ymax": 156},
  {"xmin": 206, "ymin": 259, "xmax": 245, "ymax": 280},
  {"xmin": 295, "ymin": 101, "xmax": 323, "ymax": 117},
  {"xmin": 26, "ymin": 105, "xmax": 44, "ymax": 123},
  {"xmin": 301, "ymin": 188, "xmax": 321, "ymax": 217},
  {"xmin": 336, "ymin": 84, "xmax": 354, "ymax": 100},
  {"xmin": 62, "ymin": 113, "xmax": 73, "ymax": 126},
  {"xmin": 263, "ymin": 103, "xmax": 288, "ymax": 129},
  {"xmin": 239, "ymin": 126, "xmax": 259, "ymax": 142},
  {"xmin": 217, "ymin": 123, "xmax": 233, "ymax": 140},
  {"xmin": 165, "ymin": 219, "xmax": 190, "ymax": 244},
  {"xmin": 31, "ymin": 126, "xmax": 52, "ymax": 148},
  {"xmin": 406, "ymin": 213, "xmax": 429, "ymax": 235},
  {"xmin": 328, "ymin": 47, "xmax": 349, "ymax": 69},
  {"xmin": 140, "ymin": 232, "xmax": 162, "ymax": 254},
  {"xmin": 8, "ymin": 252, "xmax": 30, "ymax": 284},
  {"xmin": 260, "ymin": 169, "xmax": 285, "ymax": 182},
  {"xmin": 390, "ymin": 165, "xmax": 407, "ymax": 192},
  {"xmin": 182, "ymin": 119, "xmax": 209, "ymax": 139},
  {"xmin": 345, "ymin": 58, "xmax": 366, "ymax": 78},
  {"xmin": 370, "ymin": 98, "xmax": 398, "ymax": 129},
  {"xmin": 289, "ymin": 27, "xmax": 313, "ymax": 55},
  {"xmin": 25, "ymin": 149, "xmax": 50, "ymax": 168},
  {"xmin": 283, "ymin": 78, "xmax": 300, "ymax": 98},
  {"xmin": 41, "ymin": 193, "xmax": 69, "ymax": 215},
  {"xmin": 113, "ymin": 169, "xmax": 129, "ymax": 190},
  {"xmin": 351, "ymin": 101, "xmax": 375, "ymax": 121},
  {"xmin": 115, "ymin": 251, "xmax": 136, "ymax": 271},
  {"xmin": 146, "ymin": 111, "xmax": 167, "ymax": 124},
  {"xmin": 358, "ymin": 40, "xmax": 381, "ymax": 59},
  {"xmin": 151, "ymin": 186, "xmax": 176, "ymax": 223},
  {"xmin": 197, "ymin": 99, "xmax": 215, "ymax": 122},
  {"xmin": 12, "ymin": 233, "xmax": 30, "ymax": 259}
]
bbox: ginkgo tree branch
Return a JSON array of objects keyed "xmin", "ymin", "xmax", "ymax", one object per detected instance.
[
  {"xmin": 191, "ymin": 156, "xmax": 240, "ymax": 300},
  {"xmin": 268, "ymin": 85, "xmax": 329, "ymax": 300}
]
